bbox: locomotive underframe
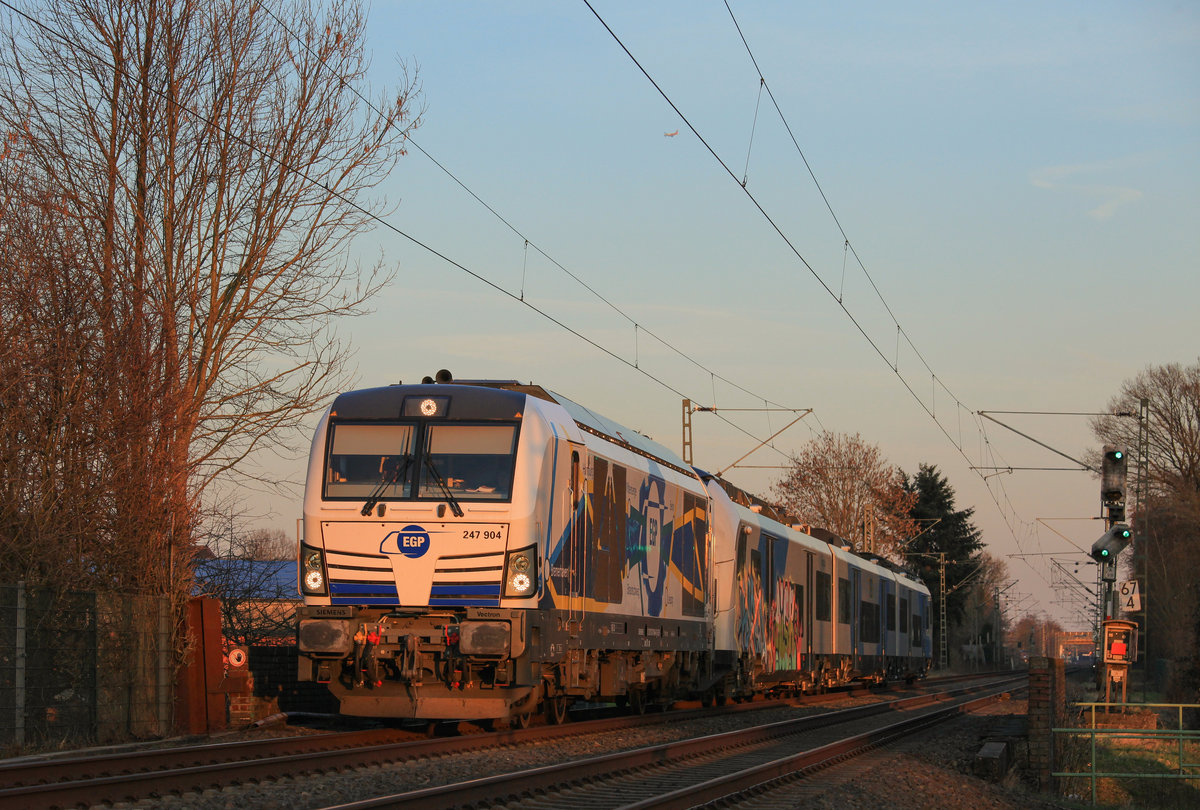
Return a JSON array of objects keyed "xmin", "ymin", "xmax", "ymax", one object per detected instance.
[{"xmin": 296, "ymin": 604, "xmax": 715, "ymax": 720}]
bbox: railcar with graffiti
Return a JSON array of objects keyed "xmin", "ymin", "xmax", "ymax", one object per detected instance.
[{"xmin": 706, "ymin": 474, "xmax": 932, "ymax": 697}]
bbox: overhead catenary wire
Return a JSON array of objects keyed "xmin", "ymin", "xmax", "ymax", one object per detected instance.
[
  {"xmin": 250, "ymin": 0, "xmax": 812, "ymax": 459},
  {"xmin": 585, "ymin": 0, "xmax": 1038, "ymax": 552}
]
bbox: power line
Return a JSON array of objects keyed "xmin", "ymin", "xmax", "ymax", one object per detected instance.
[
  {"xmin": 252, "ymin": 0, "xmax": 820, "ymax": 462},
  {"xmin": 583, "ymin": 0, "xmax": 1038, "ymax": 552},
  {"xmin": 0, "ymin": 0, "xmax": 810, "ymax": 473}
]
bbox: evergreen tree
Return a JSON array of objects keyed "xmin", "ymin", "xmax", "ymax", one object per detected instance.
[{"xmin": 902, "ymin": 464, "xmax": 984, "ymax": 661}]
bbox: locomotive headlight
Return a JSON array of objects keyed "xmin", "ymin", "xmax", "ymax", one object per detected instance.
[
  {"xmin": 304, "ymin": 568, "xmax": 325, "ymax": 592},
  {"xmin": 301, "ymin": 546, "xmax": 328, "ymax": 596},
  {"xmin": 503, "ymin": 545, "xmax": 537, "ymax": 598}
]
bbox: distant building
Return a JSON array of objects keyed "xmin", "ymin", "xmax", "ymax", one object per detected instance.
[{"xmin": 194, "ymin": 559, "xmax": 299, "ymax": 645}]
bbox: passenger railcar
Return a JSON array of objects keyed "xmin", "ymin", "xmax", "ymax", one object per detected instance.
[
  {"xmin": 705, "ymin": 475, "xmax": 931, "ymax": 697},
  {"xmin": 295, "ymin": 376, "xmax": 712, "ymax": 724}
]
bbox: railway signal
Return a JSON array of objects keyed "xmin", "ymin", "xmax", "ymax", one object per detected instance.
[
  {"xmin": 1091, "ymin": 523, "xmax": 1132, "ymax": 582},
  {"xmin": 1101, "ymin": 445, "xmax": 1128, "ymax": 521}
]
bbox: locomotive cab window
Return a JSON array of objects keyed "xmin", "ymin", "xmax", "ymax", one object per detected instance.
[
  {"xmin": 419, "ymin": 424, "xmax": 518, "ymax": 501},
  {"xmin": 325, "ymin": 423, "xmax": 414, "ymax": 500}
]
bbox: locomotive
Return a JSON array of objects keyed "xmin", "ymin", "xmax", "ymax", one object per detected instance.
[{"xmin": 295, "ymin": 374, "xmax": 931, "ymax": 724}]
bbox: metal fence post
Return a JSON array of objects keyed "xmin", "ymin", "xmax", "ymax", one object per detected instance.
[
  {"xmin": 15, "ymin": 581, "xmax": 26, "ymax": 748},
  {"xmin": 157, "ymin": 597, "xmax": 171, "ymax": 737}
]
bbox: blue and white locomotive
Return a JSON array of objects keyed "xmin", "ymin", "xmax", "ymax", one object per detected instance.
[{"xmin": 295, "ymin": 374, "xmax": 931, "ymax": 724}]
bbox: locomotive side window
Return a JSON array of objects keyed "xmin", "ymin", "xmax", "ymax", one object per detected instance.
[
  {"xmin": 325, "ymin": 423, "xmax": 414, "ymax": 499},
  {"xmin": 419, "ymin": 424, "xmax": 517, "ymax": 501}
]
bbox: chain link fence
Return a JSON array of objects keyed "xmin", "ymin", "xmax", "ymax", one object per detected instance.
[{"xmin": 0, "ymin": 582, "xmax": 172, "ymax": 752}]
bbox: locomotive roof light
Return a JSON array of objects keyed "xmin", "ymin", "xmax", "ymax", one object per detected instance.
[{"xmin": 402, "ymin": 395, "xmax": 449, "ymax": 417}]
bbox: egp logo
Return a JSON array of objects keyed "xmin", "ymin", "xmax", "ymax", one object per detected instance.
[{"xmin": 380, "ymin": 525, "xmax": 431, "ymax": 558}]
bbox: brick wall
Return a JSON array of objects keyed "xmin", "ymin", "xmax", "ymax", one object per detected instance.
[
  {"xmin": 223, "ymin": 646, "xmax": 339, "ymax": 726},
  {"xmin": 1027, "ymin": 656, "xmax": 1065, "ymax": 790}
]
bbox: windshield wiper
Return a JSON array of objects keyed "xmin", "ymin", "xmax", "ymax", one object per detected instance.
[
  {"xmin": 422, "ymin": 455, "xmax": 464, "ymax": 517},
  {"xmin": 361, "ymin": 455, "xmax": 412, "ymax": 516}
]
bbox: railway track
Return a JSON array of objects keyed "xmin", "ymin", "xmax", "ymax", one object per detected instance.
[
  {"xmin": 314, "ymin": 674, "xmax": 1024, "ymax": 809},
  {"xmin": 0, "ymin": 672, "xmax": 1016, "ymax": 810}
]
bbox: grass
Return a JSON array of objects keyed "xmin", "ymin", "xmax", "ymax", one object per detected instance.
[{"xmin": 1056, "ymin": 709, "xmax": 1200, "ymax": 808}]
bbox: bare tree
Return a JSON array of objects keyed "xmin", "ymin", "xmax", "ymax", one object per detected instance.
[
  {"xmin": 242, "ymin": 528, "xmax": 293, "ymax": 561},
  {"xmin": 771, "ymin": 431, "xmax": 918, "ymax": 557},
  {"xmin": 1009, "ymin": 613, "xmax": 1066, "ymax": 659},
  {"xmin": 195, "ymin": 518, "xmax": 296, "ymax": 645},
  {"xmin": 1091, "ymin": 360, "xmax": 1200, "ymax": 682},
  {"xmin": 0, "ymin": 0, "xmax": 420, "ymax": 601},
  {"xmin": 950, "ymin": 553, "xmax": 1009, "ymax": 666},
  {"xmin": 1091, "ymin": 360, "xmax": 1200, "ymax": 515}
]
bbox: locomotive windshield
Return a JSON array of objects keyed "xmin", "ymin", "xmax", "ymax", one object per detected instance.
[
  {"xmin": 325, "ymin": 423, "xmax": 415, "ymax": 499},
  {"xmin": 323, "ymin": 421, "xmax": 518, "ymax": 504},
  {"xmin": 420, "ymin": 424, "xmax": 516, "ymax": 501}
]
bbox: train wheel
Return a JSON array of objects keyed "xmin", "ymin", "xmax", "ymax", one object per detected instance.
[
  {"xmin": 511, "ymin": 710, "xmax": 533, "ymax": 729},
  {"xmin": 629, "ymin": 688, "xmax": 648, "ymax": 715},
  {"xmin": 545, "ymin": 696, "xmax": 570, "ymax": 725}
]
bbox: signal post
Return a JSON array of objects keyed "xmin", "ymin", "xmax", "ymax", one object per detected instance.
[{"xmin": 1091, "ymin": 446, "xmax": 1134, "ymax": 701}]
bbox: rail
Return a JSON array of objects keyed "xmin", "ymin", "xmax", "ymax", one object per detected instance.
[{"xmin": 1052, "ymin": 701, "xmax": 1200, "ymax": 806}]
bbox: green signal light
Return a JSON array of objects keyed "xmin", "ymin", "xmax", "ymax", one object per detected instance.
[
  {"xmin": 1099, "ymin": 548, "xmax": 1111, "ymax": 558},
  {"xmin": 1112, "ymin": 450, "xmax": 1123, "ymax": 460}
]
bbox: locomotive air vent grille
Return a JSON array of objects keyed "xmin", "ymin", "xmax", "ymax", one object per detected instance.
[{"xmin": 431, "ymin": 550, "xmax": 505, "ymax": 606}]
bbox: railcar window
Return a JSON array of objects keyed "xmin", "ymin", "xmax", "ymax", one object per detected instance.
[
  {"xmin": 860, "ymin": 601, "xmax": 881, "ymax": 644},
  {"xmin": 815, "ymin": 571, "xmax": 832, "ymax": 622},
  {"xmin": 325, "ymin": 423, "xmax": 414, "ymax": 500},
  {"xmin": 899, "ymin": 597, "xmax": 909, "ymax": 633},
  {"xmin": 837, "ymin": 577, "xmax": 851, "ymax": 625},
  {"xmin": 420, "ymin": 424, "xmax": 517, "ymax": 501},
  {"xmin": 886, "ymin": 593, "xmax": 896, "ymax": 632}
]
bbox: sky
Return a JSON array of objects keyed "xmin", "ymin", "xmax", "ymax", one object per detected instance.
[{"xmin": 248, "ymin": 1, "xmax": 1199, "ymax": 631}]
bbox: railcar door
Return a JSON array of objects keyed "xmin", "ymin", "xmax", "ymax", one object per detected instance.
[
  {"xmin": 567, "ymin": 446, "xmax": 586, "ymax": 634},
  {"xmin": 851, "ymin": 568, "xmax": 862, "ymax": 669},
  {"xmin": 804, "ymin": 551, "xmax": 815, "ymax": 672}
]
